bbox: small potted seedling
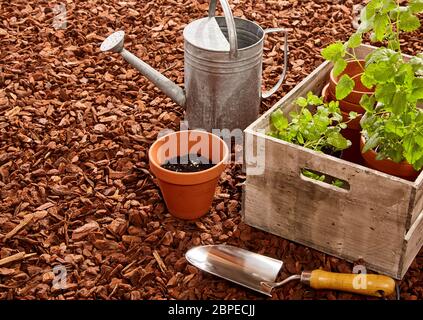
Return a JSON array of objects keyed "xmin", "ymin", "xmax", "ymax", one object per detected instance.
[
  {"xmin": 268, "ymin": 92, "xmax": 356, "ymax": 187},
  {"xmin": 149, "ymin": 130, "xmax": 229, "ymax": 220}
]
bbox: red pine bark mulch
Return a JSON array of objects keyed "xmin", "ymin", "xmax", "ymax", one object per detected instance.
[{"xmin": 0, "ymin": 0, "xmax": 422, "ymax": 300}]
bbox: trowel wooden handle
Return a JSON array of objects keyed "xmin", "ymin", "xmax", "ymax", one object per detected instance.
[{"xmin": 303, "ymin": 270, "xmax": 396, "ymax": 297}]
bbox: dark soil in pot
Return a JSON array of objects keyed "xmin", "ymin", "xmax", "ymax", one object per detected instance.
[
  {"xmin": 322, "ymin": 147, "xmax": 342, "ymax": 158},
  {"xmin": 161, "ymin": 154, "xmax": 216, "ymax": 172}
]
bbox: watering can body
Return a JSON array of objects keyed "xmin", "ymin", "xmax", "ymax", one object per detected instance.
[{"xmin": 100, "ymin": 0, "xmax": 288, "ymax": 132}]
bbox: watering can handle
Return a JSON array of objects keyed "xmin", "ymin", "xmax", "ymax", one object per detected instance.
[
  {"xmin": 208, "ymin": 0, "xmax": 238, "ymax": 58},
  {"xmin": 262, "ymin": 28, "xmax": 289, "ymax": 99}
]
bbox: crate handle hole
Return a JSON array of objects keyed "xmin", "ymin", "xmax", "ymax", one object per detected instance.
[{"xmin": 300, "ymin": 168, "xmax": 350, "ymax": 192}]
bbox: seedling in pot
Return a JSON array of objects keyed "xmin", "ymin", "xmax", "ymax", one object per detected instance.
[
  {"xmin": 268, "ymin": 92, "xmax": 356, "ymax": 156},
  {"xmin": 268, "ymin": 92, "xmax": 357, "ymax": 186}
]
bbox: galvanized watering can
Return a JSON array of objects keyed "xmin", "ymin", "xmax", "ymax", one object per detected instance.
[{"xmin": 100, "ymin": 0, "xmax": 288, "ymax": 131}]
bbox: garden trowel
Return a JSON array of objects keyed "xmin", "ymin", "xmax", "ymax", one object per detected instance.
[{"xmin": 185, "ymin": 245, "xmax": 396, "ymax": 298}]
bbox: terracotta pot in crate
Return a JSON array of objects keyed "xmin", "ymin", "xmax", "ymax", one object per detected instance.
[
  {"xmin": 360, "ymin": 136, "xmax": 420, "ymax": 182},
  {"xmin": 328, "ymin": 60, "xmax": 373, "ymax": 105}
]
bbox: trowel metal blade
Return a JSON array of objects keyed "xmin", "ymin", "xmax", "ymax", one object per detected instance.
[{"xmin": 185, "ymin": 245, "xmax": 283, "ymax": 296}]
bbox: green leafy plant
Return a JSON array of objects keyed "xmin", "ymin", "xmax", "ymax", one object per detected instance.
[
  {"xmin": 322, "ymin": 0, "xmax": 423, "ymax": 171},
  {"xmin": 360, "ymin": 49, "xmax": 423, "ymax": 116},
  {"xmin": 322, "ymin": 0, "xmax": 423, "ymax": 100},
  {"xmin": 360, "ymin": 104, "xmax": 423, "ymax": 170},
  {"xmin": 268, "ymin": 92, "xmax": 355, "ymax": 187},
  {"xmin": 268, "ymin": 92, "xmax": 355, "ymax": 154}
]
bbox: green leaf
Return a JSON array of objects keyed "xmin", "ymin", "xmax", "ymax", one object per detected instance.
[
  {"xmin": 374, "ymin": 13, "xmax": 389, "ymax": 41},
  {"xmin": 333, "ymin": 58, "xmax": 348, "ymax": 77},
  {"xmin": 270, "ymin": 109, "xmax": 288, "ymax": 131},
  {"xmin": 347, "ymin": 33, "xmax": 362, "ymax": 49},
  {"xmin": 336, "ymin": 75, "xmax": 355, "ymax": 100},
  {"xmin": 366, "ymin": 48, "xmax": 399, "ymax": 65},
  {"xmin": 414, "ymin": 133, "xmax": 423, "ymax": 148},
  {"xmin": 360, "ymin": 94, "xmax": 376, "ymax": 112},
  {"xmin": 382, "ymin": 0, "xmax": 397, "ymax": 13},
  {"xmin": 366, "ymin": 0, "xmax": 383, "ymax": 19},
  {"xmin": 362, "ymin": 133, "xmax": 380, "ymax": 153},
  {"xmin": 388, "ymin": 39, "xmax": 400, "ymax": 51},
  {"xmin": 403, "ymin": 134, "xmax": 423, "ymax": 166},
  {"xmin": 413, "ymin": 76, "xmax": 423, "ymax": 88},
  {"xmin": 391, "ymin": 91, "xmax": 407, "ymax": 115},
  {"xmin": 296, "ymin": 97, "xmax": 308, "ymax": 107},
  {"xmin": 398, "ymin": 10, "xmax": 421, "ymax": 32},
  {"xmin": 332, "ymin": 179, "xmax": 344, "ymax": 188},
  {"xmin": 302, "ymin": 108, "xmax": 313, "ymax": 121},
  {"xmin": 384, "ymin": 118, "xmax": 405, "ymax": 137},
  {"xmin": 349, "ymin": 111, "xmax": 358, "ymax": 119},
  {"xmin": 297, "ymin": 132, "xmax": 304, "ymax": 145},
  {"xmin": 389, "ymin": 6, "xmax": 408, "ymax": 20},
  {"xmin": 403, "ymin": 135, "xmax": 416, "ymax": 158},
  {"xmin": 302, "ymin": 169, "xmax": 325, "ymax": 182},
  {"xmin": 327, "ymin": 131, "xmax": 349, "ymax": 150},
  {"xmin": 327, "ymin": 101, "xmax": 340, "ymax": 114},
  {"xmin": 331, "ymin": 112, "xmax": 343, "ymax": 122},
  {"xmin": 375, "ymin": 83, "xmax": 396, "ymax": 105},
  {"xmin": 321, "ymin": 42, "xmax": 345, "ymax": 62},
  {"xmin": 413, "ymin": 155, "xmax": 423, "ymax": 171},
  {"xmin": 365, "ymin": 62, "xmax": 396, "ymax": 83},
  {"xmin": 411, "ymin": 78, "xmax": 423, "ymax": 101},
  {"xmin": 361, "ymin": 73, "xmax": 376, "ymax": 88},
  {"xmin": 410, "ymin": 0, "xmax": 423, "ymax": 13},
  {"xmin": 306, "ymin": 92, "xmax": 323, "ymax": 106},
  {"xmin": 395, "ymin": 63, "xmax": 414, "ymax": 87},
  {"xmin": 357, "ymin": 18, "xmax": 373, "ymax": 34}
]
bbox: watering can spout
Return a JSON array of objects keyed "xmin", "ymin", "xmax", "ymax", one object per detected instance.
[{"xmin": 100, "ymin": 31, "xmax": 186, "ymax": 108}]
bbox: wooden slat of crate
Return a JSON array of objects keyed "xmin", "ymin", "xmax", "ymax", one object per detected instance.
[
  {"xmin": 408, "ymin": 176, "xmax": 423, "ymax": 228},
  {"xmin": 243, "ymin": 44, "xmax": 423, "ymax": 279},
  {"xmin": 244, "ymin": 134, "xmax": 413, "ymax": 277},
  {"xmin": 402, "ymin": 194, "xmax": 423, "ymax": 278}
]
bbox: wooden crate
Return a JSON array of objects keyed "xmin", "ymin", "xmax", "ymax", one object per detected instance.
[{"xmin": 243, "ymin": 45, "xmax": 423, "ymax": 279}]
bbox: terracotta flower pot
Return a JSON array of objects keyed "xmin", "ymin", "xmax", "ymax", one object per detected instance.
[
  {"xmin": 360, "ymin": 136, "xmax": 420, "ymax": 181},
  {"xmin": 149, "ymin": 130, "xmax": 229, "ymax": 220},
  {"xmin": 328, "ymin": 60, "xmax": 373, "ymax": 105},
  {"xmin": 340, "ymin": 128, "xmax": 364, "ymax": 165},
  {"xmin": 322, "ymin": 83, "xmax": 364, "ymax": 164}
]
